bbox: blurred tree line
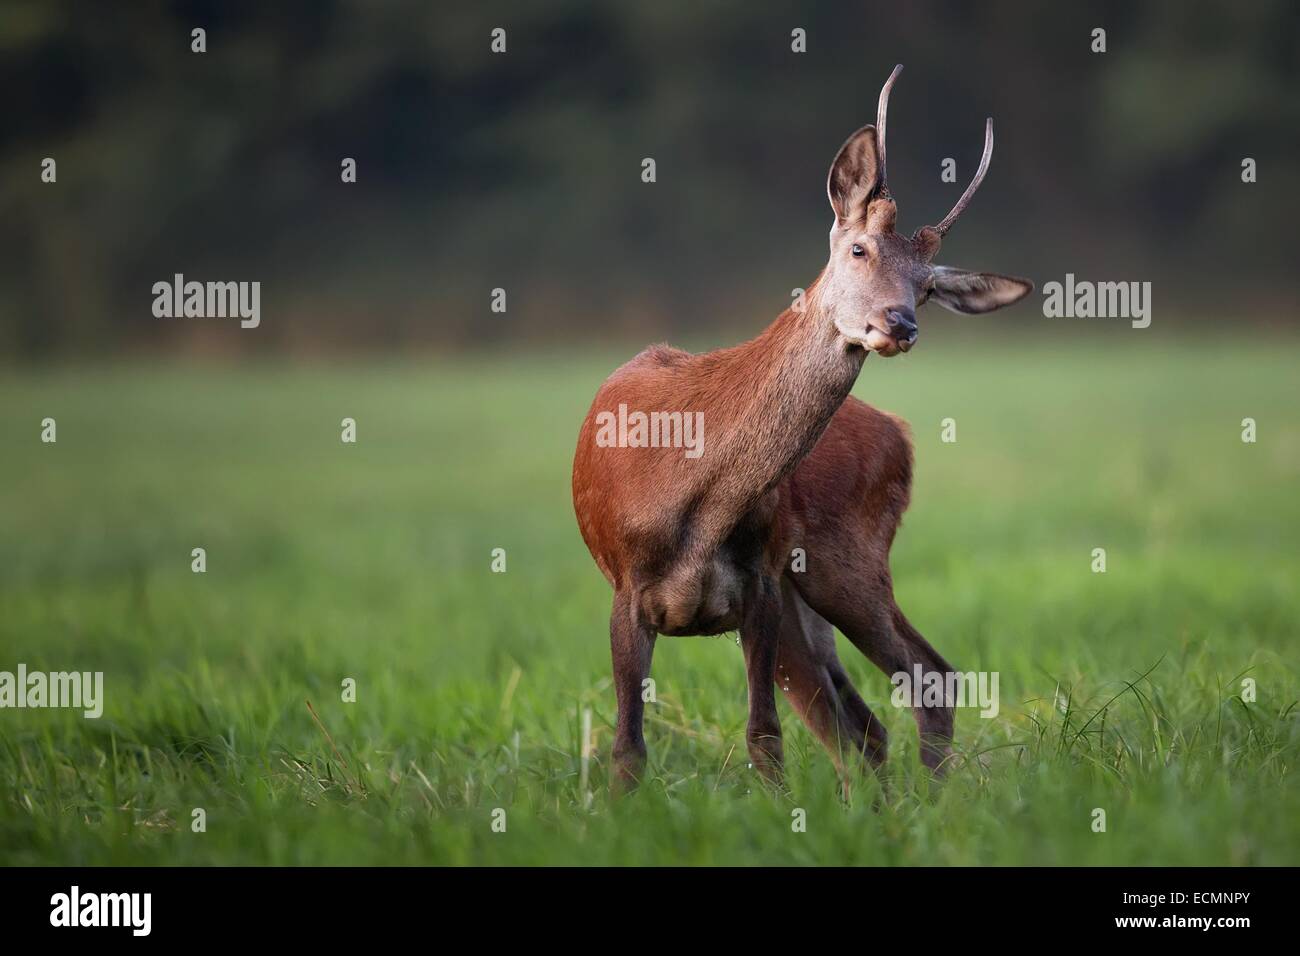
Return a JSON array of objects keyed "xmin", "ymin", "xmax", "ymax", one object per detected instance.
[{"xmin": 1, "ymin": 0, "xmax": 1297, "ymax": 356}]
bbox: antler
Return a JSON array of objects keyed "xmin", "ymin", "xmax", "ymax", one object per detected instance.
[
  {"xmin": 874, "ymin": 64, "xmax": 903, "ymax": 200},
  {"xmin": 932, "ymin": 117, "xmax": 994, "ymax": 236}
]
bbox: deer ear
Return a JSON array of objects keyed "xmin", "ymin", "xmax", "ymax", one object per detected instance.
[
  {"xmin": 930, "ymin": 266, "xmax": 1034, "ymax": 314},
  {"xmin": 826, "ymin": 125, "xmax": 881, "ymax": 228}
]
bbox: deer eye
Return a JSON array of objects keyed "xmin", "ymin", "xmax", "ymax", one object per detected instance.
[{"xmin": 851, "ymin": 244, "xmax": 866, "ymax": 258}]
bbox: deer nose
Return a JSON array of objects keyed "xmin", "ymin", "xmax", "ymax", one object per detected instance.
[{"xmin": 886, "ymin": 308, "xmax": 917, "ymax": 343}]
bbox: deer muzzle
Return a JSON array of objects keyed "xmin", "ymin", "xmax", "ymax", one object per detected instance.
[{"xmin": 887, "ymin": 308, "xmax": 917, "ymax": 352}]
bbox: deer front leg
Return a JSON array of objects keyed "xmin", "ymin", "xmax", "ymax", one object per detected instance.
[
  {"xmin": 609, "ymin": 590, "xmax": 656, "ymax": 791},
  {"xmin": 740, "ymin": 580, "xmax": 784, "ymax": 784}
]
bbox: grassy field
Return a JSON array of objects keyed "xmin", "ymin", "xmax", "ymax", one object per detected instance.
[{"xmin": 0, "ymin": 337, "xmax": 1297, "ymax": 865}]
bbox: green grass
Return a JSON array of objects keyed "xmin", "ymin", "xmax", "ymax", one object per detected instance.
[{"xmin": 0, "ymin": 336, "xmax": 1297, "ymax": 865}]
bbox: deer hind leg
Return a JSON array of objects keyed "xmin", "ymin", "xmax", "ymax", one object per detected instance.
[
  {"xmin": 777, "ymin": 579, "xmax": 887, "ymax": 771},
  {"xmin": 793, "ymin": 564, "xmax": 957, "ymax": 775},
  {"xmin": 609, "ymin": 590, "xmax": 656, "ymax": 791},
  {"xmin": 888, "ymin": 602, "xmax": 957, "ymax": 772},
  {"xmin": 827, "ymin": 595, "xmax": 956, "ymax": 774}
]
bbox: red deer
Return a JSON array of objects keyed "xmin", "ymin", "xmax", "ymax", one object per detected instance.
[{"xmin": 572, "ymin": 66, "xmax": 1032, "ymax": 789}]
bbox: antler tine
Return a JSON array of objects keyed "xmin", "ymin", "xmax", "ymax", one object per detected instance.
[
  {"xmin": 933, "ymin": 117, "xmax": 993, "ymax": 236},
  {"xmin": 875, "ymin": 63, "xmax": 903, "ymax": 199}
]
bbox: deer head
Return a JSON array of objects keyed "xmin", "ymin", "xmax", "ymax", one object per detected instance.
[{"xmin": 821, "ymin": 65, "xmax": 1033, "ymax": 357}]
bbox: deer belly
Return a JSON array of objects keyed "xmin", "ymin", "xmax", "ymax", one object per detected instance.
[{"xmin": 641, "ymin": 556, "xmax": 747, "ymax": 636}]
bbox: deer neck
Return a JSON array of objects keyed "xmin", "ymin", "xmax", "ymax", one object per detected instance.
[{"xmin": 705, "ymin": 277, "xmax": 865, "ymax": 512}]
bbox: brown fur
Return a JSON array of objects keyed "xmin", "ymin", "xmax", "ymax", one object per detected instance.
[{"xmin": 571, "ymin": 66, "xmax": 1030, "ymax": 789}]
